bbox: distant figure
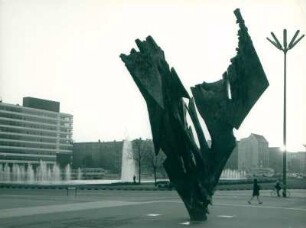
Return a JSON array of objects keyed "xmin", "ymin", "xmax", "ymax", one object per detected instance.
[
  {"xmin": 248, "ymin": 179, "xmax": 262, "ymax": 204},
  {"xmin": 274, "ymin": 180, "xmax": 282, "ymax": 197},
  {"xmin": 133, "ymin": 175, "xmax": 136, "ymax": 184}
]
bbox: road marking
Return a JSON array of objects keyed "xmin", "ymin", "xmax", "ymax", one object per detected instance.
[
  {"xmin": 216, "ymin": 203, "xmax": 306, "ymax": 212},
  {"xmin": 146, "ymin": 213, "xmax": 161, "ymax": 217},
  {"xmin": 147, "ymin": 200, "xmax": 306, "ymax": 212},
  {"xmin": 217, "ymin": 215, "xmax": 235, "ymax": 218}
]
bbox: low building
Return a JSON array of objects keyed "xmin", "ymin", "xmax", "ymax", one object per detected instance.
[
  {"xmin": 72, "ymin": 139, "xmax": 166, "ymax": 179},
  {"xmin": 0, "ymin": 97, "xmax": 73, "ymax": 167},
  {"xmin": 72, "ymin": 140, "xmax": 123, "ymax": 175},
  {"xmin": 268, "ymin": 147, "xmax": 282, "ymax": 174},
  {"xmin": 288, "ymin": 152, "xmax": 306, "ymax": 174}
]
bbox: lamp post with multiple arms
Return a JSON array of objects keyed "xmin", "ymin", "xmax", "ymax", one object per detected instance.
[{"xmin": 267, "ymin": 29, "xmax": 304, "ymax": 197}]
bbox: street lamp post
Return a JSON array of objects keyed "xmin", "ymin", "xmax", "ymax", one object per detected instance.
[{"xmin": 267, "ymin": 29, "xmax": 304, "ymax": 197}]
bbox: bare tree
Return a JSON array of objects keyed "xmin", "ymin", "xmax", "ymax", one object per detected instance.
[
  {"xmin": 131, "ymin": 139, "xmax": 166, "ymax": 185},
  {"xmin": 132, "ymin": 138, "xmax": 146, "ymax": 184},
  {"xmin": 144, "ymin": 143, "xmax": 166, "ymax": 185}
]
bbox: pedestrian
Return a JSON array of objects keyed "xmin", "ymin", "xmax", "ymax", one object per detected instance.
[
  {"xmin": 133, "ymin": 175, "xmax": 136, "ymax": 184},
  {"xmin": 274, "ymin": 180, "xmax": 282, "ymax": 197},
  {"xmin": 248, "ymin": 178, "xmax": 262, "ymax": 204}
]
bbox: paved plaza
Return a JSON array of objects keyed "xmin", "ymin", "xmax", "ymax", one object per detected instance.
[{"xmin": 0, "ymin": 188, "xmax": 305, "ymax": 228}]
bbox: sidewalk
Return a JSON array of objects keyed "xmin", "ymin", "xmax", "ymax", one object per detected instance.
[
  {"xmin": 1, "ymin": 178, "xmax": 305, "ymax": 191},
  {"xmin": 0, "ymin": 189, "xmax": 305, "ymax": 228}
]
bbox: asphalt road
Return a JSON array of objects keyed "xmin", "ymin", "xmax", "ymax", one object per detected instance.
[{"xmin": 0, "ymin": 189, "xmax": 305, "ymax": 228}]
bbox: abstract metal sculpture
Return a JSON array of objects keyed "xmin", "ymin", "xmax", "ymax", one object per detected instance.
[{"xmin": 120, "ymin": 9, "xmax": 269, "ymax": 221}]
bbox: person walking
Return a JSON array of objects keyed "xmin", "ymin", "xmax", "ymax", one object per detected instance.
[
  {"xmin": 133, "ymin": 175, "xmax": 136, "ymax": 184},
  {"xmin": 248, "ymin": 178, "xmax": 263, "ymax": 204}
]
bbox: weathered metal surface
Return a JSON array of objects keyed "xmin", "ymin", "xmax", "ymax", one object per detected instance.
[{"xmin": 120, "ymin": 9, "xmax": 268, "ymax": 221}]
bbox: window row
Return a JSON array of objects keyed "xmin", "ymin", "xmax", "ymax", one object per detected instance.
[
  {"xmin": 0, "ymin": 155, "xmax": 56, "ymax": 162},
  {"xmin": 0, "ymin": 133, "xmax": 72, "ymax": 144},
  {"xmin": 0, "ymin": 135, "xmax": 56, "ymax": 143},
  {"xmin": 0, "ymin": 126, "xmax": 73, "ymax": 136},
  {"xmin": 0, "ymin": 110, "xmax": 59, "ymax": 122},
  {"xmin": 0, "ymin": 147, "xmax": 57, "ymax": 155},
  {"xmin": 0, "ymin": 142, "xmax": 57, "ymax": 149},
  {"xmin": 0, "ymin": 112, "xmax": 73, "ymax": 127},
  {"xmin": 0, "ymin": 118, "xmax": 72, "ymax": 131},
  {"xmin": 0, "ymin": 134, "xmax": 73, "ymax": 145},
  {"xmin": 0, "ymin": 105, "xmax": 58, "ymax": 118},
  {"xmin": 0, "ymin": 105, "xmax": 73, "ymax": 122},
  {"xmin": 0, "ymin": 119, "xmax": 58, "ymax": 131}
]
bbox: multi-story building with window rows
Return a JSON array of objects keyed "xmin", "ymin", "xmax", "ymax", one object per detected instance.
[
  {"xmin": 0, "ymin": 97, "xmax": 73, "ymax": 167},
  {"xmin": 238, "ymin": 133, "xmax": 269, "ymax": 170}
]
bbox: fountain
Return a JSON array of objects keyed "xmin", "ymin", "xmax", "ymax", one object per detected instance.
[
  {"xmin": 0, "ymin": 139, "xmax": 138, "ymax": 187},
  {"xmin": 0, "ymin": 154, "xmax": 131, "ymax": 187},
  {"xmin": 53, "ymin": 165, "xmax": 61, "ymax": 182},
  {"xmin": 27, "ymin": 164, "xmax": 35, "ymax": 182},
  {"xmin": 77, "ymin": 167, "xmax": 83, "ymax": 180},
  {"xmin": 220, "ymin": 169, "xmax": 247, "ymax": 180},
  {"xmin": 0, "ymin": 161, "xmax": 72, "ymax": 184},
  {"xmin": 120, "ymin": 139, "xmax": 136, "ymax": 182},
  {"xmin": 65, "ymin": 164, "xmax": 71, "ymax": 181}
]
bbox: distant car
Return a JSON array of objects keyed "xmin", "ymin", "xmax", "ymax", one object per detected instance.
[{"xmin": 156, "ymin": 180, "xmax": 174, "ymax": 190}]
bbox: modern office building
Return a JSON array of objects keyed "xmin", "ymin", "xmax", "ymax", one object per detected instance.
[{"xmin": 0, "ymin": 97, "xmax": 73, "ymax": 167}]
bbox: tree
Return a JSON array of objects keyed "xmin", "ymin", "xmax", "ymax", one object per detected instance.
[
  {"xmin": 131, "ymin": 139, "xmax": 167, "ymax": 185},
  {"xmin": 132, "ymin": 138, "xmax": 147, "ymax": 184},
  {"xmin": 144, "ymin": 143, "xmax": 166, "ymax": 185}
]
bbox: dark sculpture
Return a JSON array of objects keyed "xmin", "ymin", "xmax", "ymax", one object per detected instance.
[{"xmin": 120, "ymin": 9, "xmax": 269, "ymax": 221}]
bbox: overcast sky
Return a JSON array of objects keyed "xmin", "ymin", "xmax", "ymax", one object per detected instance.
[{"xmin": 0, "ymin": 0, "xmax": 305, "ymax": 151}]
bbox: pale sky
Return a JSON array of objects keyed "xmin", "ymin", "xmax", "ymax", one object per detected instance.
[{"xmin": 0, "ymin": 0, "xmax": 305, "ymax": 152}]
